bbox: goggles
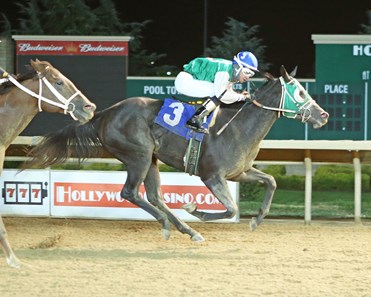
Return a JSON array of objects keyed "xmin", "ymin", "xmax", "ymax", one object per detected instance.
[{"xmin": 241, "ymin": 67, "xmax": 255, "ymax": 78}]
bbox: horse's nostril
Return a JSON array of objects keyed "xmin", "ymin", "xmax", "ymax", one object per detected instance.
[
  {"xmin": 85, "ymin": 104, "xmax": 96, "ymax": 111},
  {"xmin": 321, "ymin": 112, "xmax": 329, "ymax": 119}
]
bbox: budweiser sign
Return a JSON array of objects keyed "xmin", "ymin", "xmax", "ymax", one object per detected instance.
[{"xmin": 16, "ymin": 40, "xmax": 128, "ymax": 56}]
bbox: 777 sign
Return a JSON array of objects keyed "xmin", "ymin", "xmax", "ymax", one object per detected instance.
[{"xmin": 2, "ymin": 181, "xmax": 48, "ymax": 205}]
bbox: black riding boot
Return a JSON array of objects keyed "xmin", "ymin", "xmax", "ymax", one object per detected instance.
[{"xmin": 186, "ymin": 105, "xmax": 211, "ymax": 134}]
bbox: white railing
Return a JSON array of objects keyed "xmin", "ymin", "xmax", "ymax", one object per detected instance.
[
  {"xmin": 259, "ymin": 140, "xmax": 371, "ymax": 223},
  {"xmin": 6, "ymin": 137, "xmax": 371, "ymax": 223}
]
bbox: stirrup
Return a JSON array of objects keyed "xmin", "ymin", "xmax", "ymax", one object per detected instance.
[{"xmin": 186, "ymin": 120, "xmax": 209, "ymax": 134}]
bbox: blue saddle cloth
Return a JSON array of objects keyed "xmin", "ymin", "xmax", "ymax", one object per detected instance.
[{"xmin": 154, "ymin": 98, "xmax": 213, "ymax": 141}]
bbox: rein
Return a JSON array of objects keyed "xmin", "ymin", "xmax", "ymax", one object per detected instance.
[{"xmin": 1, "ymin": 69, "xmax": 80, "ymax": 120}]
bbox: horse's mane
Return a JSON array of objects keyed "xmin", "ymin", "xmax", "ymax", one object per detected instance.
[
  {"xmin": 17, "ymin": 64, "xmax": 39, "ymax": 81},
  {"xmin": 0, "ymin": 65, "xmax": 37, "ymax": 95},
  {"xmin": 250, "ymin": 72, "xmax": 278, "ymax": 97},
  {"xmin": 221, "ymin": 72, "xmax": 276, "ymax": 110}
]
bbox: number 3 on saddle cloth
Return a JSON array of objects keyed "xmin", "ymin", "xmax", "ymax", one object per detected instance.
[{"xmin": 154, "ymin": 98, "xmax": 215, "ymax": 142}]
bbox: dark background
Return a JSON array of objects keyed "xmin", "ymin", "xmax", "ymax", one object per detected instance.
[
  {"xmin": 118, "ymin": 0, "xmax": 370, "ymax": 77},
  {"xmin": 1, "ymin": 0, "xmax": 370, "ymax": 77}
]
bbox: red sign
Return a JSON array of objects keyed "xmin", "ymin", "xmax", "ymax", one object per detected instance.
[
  {"xmin": 54, "ymin": 182, "xmax": 225, "ymax": 210},
  {"xmin": 16, "ymin": 40, "xmax": 128, "ymax": 56}
]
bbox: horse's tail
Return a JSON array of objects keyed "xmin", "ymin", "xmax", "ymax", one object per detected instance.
[{"xmin": 22, "ymin": 113, "xmax": 103, "ymax": 169}]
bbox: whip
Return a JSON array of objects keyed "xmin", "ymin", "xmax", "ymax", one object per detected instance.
[{"xmin": 216, "ymin": 98, "xmax": 252, "ymax": 136}]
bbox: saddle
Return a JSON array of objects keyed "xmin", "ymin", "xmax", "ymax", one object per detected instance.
[{"xmin": 154, "ymin": 98, "xmax": 219, "ymax": 175}]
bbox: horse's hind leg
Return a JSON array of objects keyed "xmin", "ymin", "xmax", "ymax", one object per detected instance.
[
  {"xmin": 144, "ymin": 162, "xmax": 205, "ymax": 242},
  {"xmin": 120, "ymin": 159, "xmax": 171, "ymax": 239},
  {"xmin": 183, "ymin": 174, "xmax": 238, "ymax": 221},
  {"xmin": 0, "ymin": 216, "xmax": 21, "ymax": 268}
]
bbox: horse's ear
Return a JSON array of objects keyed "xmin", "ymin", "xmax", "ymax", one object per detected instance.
[
  {"xmin": 30, "ymin": 59, "xmax": 38, "ymax": 70},
  {"xmin": 262, "ymin": 71, "xmax": 275, "ymax": 80},
  {"xmin": 290, "ymin": 66, "xmax": 297, "ymax": 77},
  {"xmin": 30, "ymin": 59, "xmax": 47, "ymax": 73},
  {"xmin": 30, "ymin": 59, "xmax": 41, "ymax": 65},
  {"xmin": 280, "ymin": 65, "xmax": 291, "ymax": 82}
]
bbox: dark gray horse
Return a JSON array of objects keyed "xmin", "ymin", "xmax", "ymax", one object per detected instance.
[{"xmin": 24, "ymin": 66, "xmax": 328, "ymax": 242}]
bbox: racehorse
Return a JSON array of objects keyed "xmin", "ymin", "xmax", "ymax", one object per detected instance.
[
  {"xmin": 24, "ymin": 66, "xmax": 328, "ymax": 243},
  {"xmin": 0, "ymin": 59, "xmax": 96, "ymax": 268}
]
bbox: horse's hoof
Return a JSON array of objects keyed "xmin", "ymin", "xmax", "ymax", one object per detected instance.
[
  {"xmin": 7, "ymin": 254, "xmax": 22, "ymax": 269},
  {"xmin": 249, "ymin": 217, "xmax": 258, "ymax": 231},
  {"xmin": 182, "ymin": 203, "xmax": 197, "ymax": 213},
  {"xmin": 161, "ymin": 218, "xmax": 171, "ymax": 240},
  {"xmin": 161, "ymin": 228, "xmax": 171, "ymax": 240},
  {"xmin": 191, "ymin": 233, "xmax": 205, "ymax": 242}
]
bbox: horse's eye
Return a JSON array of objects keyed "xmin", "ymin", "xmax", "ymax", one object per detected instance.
[
  {"xmin": 56, "ymin": 80, "xmax": 63, "ymax": 86},
  {"xmin": 299, "ymin": 90, "xmax": 305, "ymax": 97}
]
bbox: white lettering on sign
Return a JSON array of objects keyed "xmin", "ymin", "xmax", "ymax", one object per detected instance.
[
  {"xmin": 353, "ymin": 45, "xmax": 371, "ymax": 56},
  {"xmin": 55, "ymin": 186, "xmax": 125, "ymax": 203},
  {"xmin": 362, "ymin": 71, "xmax": 370, "ymax": 80},
  {"xmin": 143, "ymin": 86, "xmax": 166, "ymax": 95},
  {"xmin": 166, "ymin": 86, "xmax": 178, "ymax": 94},
  {"xmin": 143, "ymin": 85, "xmax": 180, "ymax": 95},
  {"xmin": 18, "ymin": 43, "xmax": 63, "ymax": 52},
  {"xmin": 324, "ymin": 84, "xmax": 349, "ymax": 94},
  {"xmin": 163, "ymin": 192, "xmax": 221, "ymax": 205},
  {"xmin": 79, "ymin": 44, "xmax": 124, "ymax": 52}
]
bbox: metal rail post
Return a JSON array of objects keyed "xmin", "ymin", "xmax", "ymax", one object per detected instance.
[
  {"xmin": 304, "ymin": 150, "xmax": 312, "ymax": 224},
  {"xmin": 353, "ymin": 151, "xmax": 362, "ymax": 223}
]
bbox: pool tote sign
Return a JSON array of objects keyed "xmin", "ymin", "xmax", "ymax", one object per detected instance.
[
  {"xmin": 353, "ymin": 45, "xmax": 371, "ymax": 56},
  {"xmin": 311, "ymin": 35, "xmax": 371, "ymax": 140},
  {"xmin": 312, "ymin": 35, "xmax": 371, "ymax": 83}
]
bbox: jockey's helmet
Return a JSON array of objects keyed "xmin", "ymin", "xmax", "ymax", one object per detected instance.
[{"xmin": 233, "ymin": 51, "xmax": 259, "ymax": 72}]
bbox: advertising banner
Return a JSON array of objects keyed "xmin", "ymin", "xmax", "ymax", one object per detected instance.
[
  {"xmin": 15, "ymin": 40, "xmax": 129, "ymax": 56},
  {"xmin": 0, "ymin": 169, "xmax": 50, "ymax": 216},
  {"xmin": 50, "ymin": 171, "xmax": 239, "ymax": 222},
  {"xmin": 12, "ymin": 35, "xmax": 130, "ymax": 136},
  {"xmin": 1, "ymin": 170, "xmax": 239, "ymax": 223}
]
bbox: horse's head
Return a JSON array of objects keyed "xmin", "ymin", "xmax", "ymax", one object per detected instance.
[
  {"xmin": 30, "ymin": 59, "xmax": 96, "ymax": 124},
  {"xmin": 279, "ymin": 66, "xmax": 329, "ymax": 129}
]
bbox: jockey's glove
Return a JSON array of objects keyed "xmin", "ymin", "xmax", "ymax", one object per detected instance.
[{"xmin": 242, "ymin": 92, "xmax": 251, "ymax": 100}]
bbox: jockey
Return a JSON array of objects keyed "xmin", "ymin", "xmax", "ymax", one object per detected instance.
[{"xmin": 174, "ymin": 51, "xmax": 259, "ymax": 134}]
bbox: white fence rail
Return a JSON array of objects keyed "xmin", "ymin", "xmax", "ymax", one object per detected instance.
[{"xmin": 6, "ymin": 137, "xmax": 371, "ymax": 223}]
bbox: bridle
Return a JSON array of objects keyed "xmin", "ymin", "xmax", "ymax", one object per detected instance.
[
  {"xmin": 250, "ymin": 77, "xmax": 315, "ymax": 122},
  {"xmin": 1, "ymin": 68, "xmax": 82, "ymax": 120},
  {"xmin": 216, "ymin": 76, "xmax": 317, "ymax": 135}
]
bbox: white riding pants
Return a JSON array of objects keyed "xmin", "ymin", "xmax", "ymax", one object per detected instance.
[
  {"xmin": 175, "ymin": 71, "xmax": 244, "ymax": 104},
  {"xmin": 175, "ymin": 72, "xmax": 215, "ymax": 98}
]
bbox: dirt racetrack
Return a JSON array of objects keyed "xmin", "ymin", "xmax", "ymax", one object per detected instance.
[{"xmin": 0, "ymin": 217, "xmax": 370, "ymax": 297}]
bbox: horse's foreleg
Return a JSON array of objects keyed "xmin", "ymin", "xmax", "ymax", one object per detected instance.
[
  {"xmin": 183, "ymin": 175, "xmax": 238, "ymax": 221},
  {"xmin": 1, "ymin": 149, "xmax": 21, "ymax": 268},
  {"xmin": 144, "ymin": 163, "xmax": 204, "ymax": 242},
  {"xmin": 0, "ymin": 148, "xmax": 4, "ymax": 174},
  {"xmin": 236, "ymin": 168, "xmax": 277, "ymax": 230},
  {"xmin": 0, "ymin": 216, "xmax": 21, "ymax": 268}
]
